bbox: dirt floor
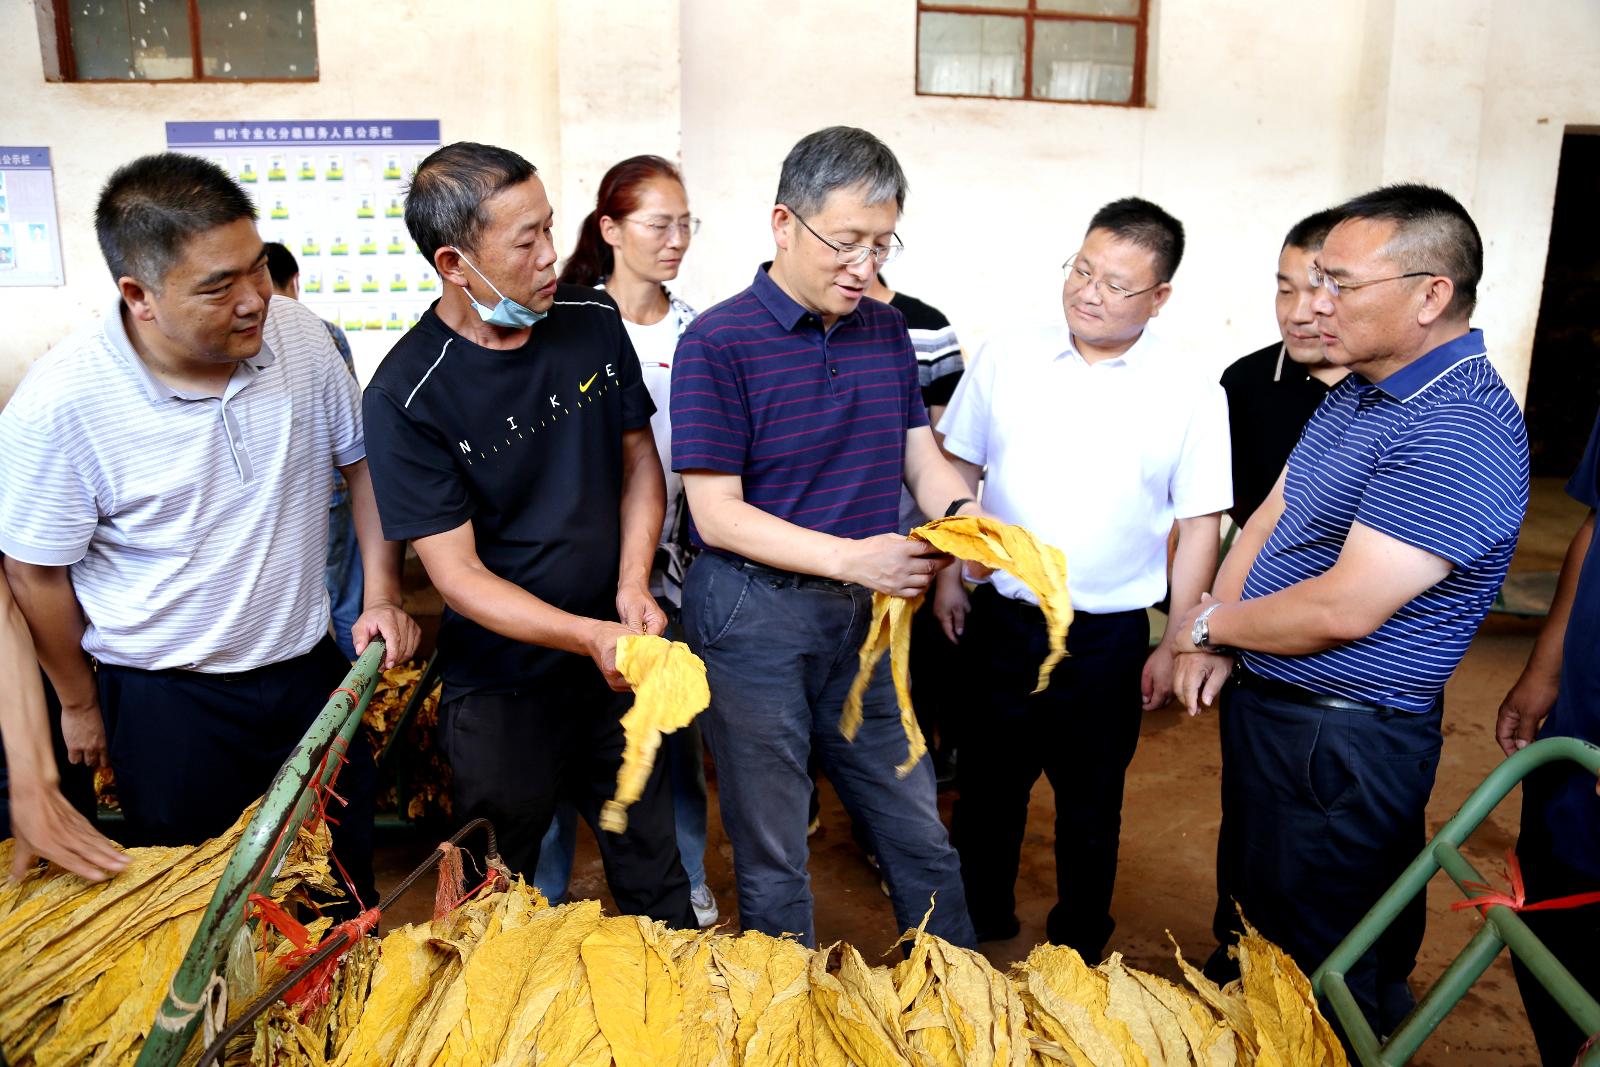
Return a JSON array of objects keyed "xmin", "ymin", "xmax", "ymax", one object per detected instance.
[{"xmin": 373, "ymin": 477, "xmax": 1588, "ymax": 1066}]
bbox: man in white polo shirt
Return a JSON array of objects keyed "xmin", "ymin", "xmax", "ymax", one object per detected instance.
[
  {"xmin": 0, "ymin": 154, "xmax": 417, "ymax": 906},
  {"xmin": 936, "ymin": 197, "xmax": 1231, "ymax": 957}
]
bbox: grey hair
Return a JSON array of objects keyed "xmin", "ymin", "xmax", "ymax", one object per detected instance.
[
  {"xmin": 1332, "ymin": 183, "xmax": 1482, "ymax": 319},
  {"xmin": 404, "ymin": 142, "xmax": 537, "ymax": 263},
  {"xmin": 775, "ymin": 126, "xmax": 907, "ymax": 217}
]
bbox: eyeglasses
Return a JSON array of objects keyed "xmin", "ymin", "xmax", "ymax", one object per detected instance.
[
  {"xmin": 1062, "ymin": 255, "xmax": 1162, "ymax": 299},
  {"xmin": 793, "ymin": 212, "xmax": 903, "ymax": 267},
  {"xmin": 1307, "ymin": 263, "xmax": 1434, "ymax": 298},
  {"xmin": 624, "ymin": 215, "xmax": 701, "ymax": 239}
]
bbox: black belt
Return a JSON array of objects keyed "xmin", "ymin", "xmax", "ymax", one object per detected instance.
[
  {"xmin": 725, "ymin": 555, "xmax": 854, "ymax": 590},
  {"xmin": 1232, "ymin": 665, "xmax": 1395, "ymax": 716}
]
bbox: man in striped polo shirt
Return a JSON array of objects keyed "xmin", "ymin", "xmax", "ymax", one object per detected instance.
[
  {"xmin": 1174, "ymin": 185, "xmax": 1530, "ymax": 1036},
  {"xmin": 672, "ymin": 127, "xmax": 982, "ymax": 949},
  {"xmin": 0, "ymin": 154, "xmax": 418, "ymax": 908}
]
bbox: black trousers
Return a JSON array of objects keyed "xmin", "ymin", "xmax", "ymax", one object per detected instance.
[
  {"xmin": 96, "ymin": 636, "xmax": 376, "ymax": 911},
  {"xmin": 0, "ymin": 673, "xmax": 97, "ymax": 837},
  {"xmin": 951, "ymin": 585, "xmax": 1148, "ymax": 960},
  {"xmin": 438, "ymin": 667, "xmax": 694, "ymax": 928},
  {"xmin": 1212, "ymin": 679, "xmax": 1441, "ymax": 1038},
  {"xmin": 1513, "ymin": 821, "xmax": 1600, "ymax": 1064}
]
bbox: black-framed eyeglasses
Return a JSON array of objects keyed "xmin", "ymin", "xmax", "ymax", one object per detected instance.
[
  {"xmin": 1308, "ymin": 262, "xmax": 1435, "ymax": 299},
  {"xmin": 793, "ymin": 211, "xmax": 903, "ymax": 267},
  {"xmin": 1062, "ymin": 254, "xmax": 1162, "ymax": 299}
]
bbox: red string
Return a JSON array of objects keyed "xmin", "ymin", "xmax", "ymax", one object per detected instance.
[
  {"xmin": 1574, "ymin": 1030, "xmax": 1600, "ymax": 1067},
  {"xmin": 1451, "ymin": 850, "xmax": 1600, "ymax": 916}
]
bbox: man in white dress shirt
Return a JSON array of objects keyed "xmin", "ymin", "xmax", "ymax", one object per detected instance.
[{"xmin": 935, "ymin": 197, "xmax": 1231, "ymax": 955}]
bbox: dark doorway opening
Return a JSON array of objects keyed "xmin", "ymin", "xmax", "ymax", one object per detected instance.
[{"xmin": 1525, "ymin": 129, "xmax": 1600, "ymax": 476}]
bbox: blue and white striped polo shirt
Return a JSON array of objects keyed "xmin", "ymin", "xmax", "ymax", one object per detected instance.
[
  {"xmin": 0, "ymin": 295, "xmax": 364, "ymax": 672},
  {"xmin": 1240, "ymin": 329, "xmax": 1529, "ymax": 713}
]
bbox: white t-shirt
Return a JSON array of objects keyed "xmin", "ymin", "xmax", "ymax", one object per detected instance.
[
  {"xmin": 0, "ymin": 296, "xmax": 363, "ymax": 670},
  {"xmin": 939, "ymin": 322, "xmax": 1231, "ymax": 614},
  {"xmin": 607, "ymin": 285, "xmax": 697, "ymax": 604}
]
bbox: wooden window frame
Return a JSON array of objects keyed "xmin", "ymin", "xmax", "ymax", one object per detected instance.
[
  {"xmin": 39, "ymin": 0, "xmax": 317, "ymax": 84},
  {"xmin": 914, "ymin": 1, "xmax": 1149, "ymax": 108}
]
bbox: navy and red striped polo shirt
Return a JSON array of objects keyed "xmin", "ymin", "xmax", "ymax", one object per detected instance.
[{"xmin": 670, "ymin": 264, "xmax": 927, "ymax": 549}]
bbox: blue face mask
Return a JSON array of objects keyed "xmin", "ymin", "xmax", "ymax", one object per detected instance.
[{"xmin": 454, "ymin": 249, "xmax": 547, "ymax": 328}]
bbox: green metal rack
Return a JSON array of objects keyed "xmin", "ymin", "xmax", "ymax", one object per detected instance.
[
  {"xmin": 133, "ymin": 640, "xmax": 387, "ymax": 1067},
  {"xmin": 1312, "ymin": 735, "xmax": 1600, "ymax": 1066}
]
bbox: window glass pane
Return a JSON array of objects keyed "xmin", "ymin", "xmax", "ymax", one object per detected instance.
[
  {"xmin": 917, "ymin": 12, "xmax": 1024, "ymax": 98},
  {"xmin": 931, "ymin": 0, "xmax": 1028, "ymax": 8},
  {"xmin": 70, "ymin": 0, "xmax": 193, "ymax": 80},
  {"xmin": 197, "ymin": 0, "xmax": 318, "ymax": 79},
  {"xmin": 1037, "ymin": 0, "xmax": 1142, "ymax": 15},
  {"xmin": 1032, "ymin": 18, "xmax": 1136, "ymax": 103}
]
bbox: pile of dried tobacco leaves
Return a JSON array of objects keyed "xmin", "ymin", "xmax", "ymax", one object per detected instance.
[
  {"xmin": 0, "ymin": 804, "xmax": 335, "ymax": 1065},
  {"xmin": 245, "ymin": 880, "xmax": 1346, "ymax": 1067}
]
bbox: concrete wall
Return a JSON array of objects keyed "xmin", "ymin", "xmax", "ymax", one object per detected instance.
[
  {"xmin": 0, "ymin": 0, "xmax": 561, "ymax": 397},
  {"xmin": 2, "ymin": 0, "xmax": 1597, "ymax": 402}
]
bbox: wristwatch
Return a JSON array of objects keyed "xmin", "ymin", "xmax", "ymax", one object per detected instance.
[{"xmin": 1191, "ymin": 602, "xmax": 1225, "ymax": 652}]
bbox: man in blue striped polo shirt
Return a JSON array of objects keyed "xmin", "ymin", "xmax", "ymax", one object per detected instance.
[
  {"xmin": 672, "ymin": 127, "xmax": 983, "ymax": 949},
  {"xmin": 1173, "ymin": 185, "xmax": 1529, "ymax": 1037}
]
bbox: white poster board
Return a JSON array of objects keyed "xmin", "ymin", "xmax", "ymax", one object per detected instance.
[
  {"xmin": 0, "ymin": 147, "xmax": 66, "ymax": 287},
  {"xmin": 166, "ymin": 120, "xmax": 442, "ymax": 380}
]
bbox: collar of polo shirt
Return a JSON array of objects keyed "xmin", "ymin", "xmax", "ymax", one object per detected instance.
[
  {"xmin": 1367, "ymin": 328, "xmax": 1487, "ymax": 403},
  {"xmin": 102, "ymin": 298, "xmax": 278, "ymax": 403}
]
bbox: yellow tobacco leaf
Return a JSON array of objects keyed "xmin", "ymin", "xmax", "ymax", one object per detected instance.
[
  {"xmin": 601, "ymin": 634, "xmax": 712, "ymax": 832},
  {"xmin": 580, "ymin": 916, "xmax": 688, "ymax": 1067},
  {"xmin": 912, "ymin": 515, "xmax": 1073, "ymax": 692},
  {"xmin": 1014, "ymin": 944, "xmax": 1148, "ymax": 1067},
  {"xmin": 1099, "ymin": 953, "xmax": 1194, "ymax": 1067},
  {"xmin": 839, "ymin": 591, "xmax": 927, "ymax": 777},
  {"xmin": 1235, "ymin": 920, "xmax": 1348, "ymax": 1067}
]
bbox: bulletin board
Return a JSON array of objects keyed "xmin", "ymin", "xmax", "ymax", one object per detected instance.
[
  {"xmin": 165, "ymin": 120, "xmax": 442, "ymax": 377},
  {"xmin": 0, "ymin": 147, "xmax": 66, "ymax": 287}
]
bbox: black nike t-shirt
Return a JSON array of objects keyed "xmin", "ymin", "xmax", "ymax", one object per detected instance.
[{"xmin": 363, "ymin": 286, "xmax": 654, "ymax": 696}]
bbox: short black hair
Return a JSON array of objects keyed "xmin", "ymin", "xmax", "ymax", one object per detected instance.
[
  {"xmin": 1086, "ymin": 197, "xmax": 1185, "ymax": 281},
  {"xmin": 262, "ymin": 241, "xmax": 298, "ymax": 289},
  {"xmin": 1331, "ymin": 183, "xmax": 1482, "ymax": 318},
  {"xmin": 404, "ymin": 142, "xmax": 537, "ymax": 263},
  {"xmin": 775, "ymin": 126, "xmax": 907, "ymax": 218},
  {"xmin": 1282, "ymin": 208, "xmax": 1343, "ymax": 252},
  {"xmin": 94, "ymin": 153, "xmax": 257, "ymax": 290}
]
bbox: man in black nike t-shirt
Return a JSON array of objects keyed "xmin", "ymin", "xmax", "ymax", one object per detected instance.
[{"xmin": 362, "ymin": 141, "xmax": 693, "ymax": 927}]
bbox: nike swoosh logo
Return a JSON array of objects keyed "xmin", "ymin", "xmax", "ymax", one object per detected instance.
[{"xmin": 579, "ymin": 373, "xmax": 598, "ymax": 392}]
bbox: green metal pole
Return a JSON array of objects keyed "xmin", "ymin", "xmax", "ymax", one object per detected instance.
[
  {"xmin": 1310, "ymin": 736, "xmax": 1600, "ymax": 1065},
  {"xmin": 134, "ymin": 641, "xmax": 385, "ymax": 1067}
]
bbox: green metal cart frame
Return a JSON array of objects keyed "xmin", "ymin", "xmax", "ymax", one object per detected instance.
[
  {"xmin": 1311, "ymin": 735, "xmax": 1600, "ymax": 1066},
  {"xmin": 133, "ymin": 640, "xmax": 387, "ymax": 1067}
]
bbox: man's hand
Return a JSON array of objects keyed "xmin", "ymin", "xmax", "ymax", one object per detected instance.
[
  {"xmin": 352, "ymin": 600, "xmax": 420, "ymax": 668},
  {"xmin": 844, "ymin": 534, "xmax": 951, "ymax": 598},
  {"xmin": 616, "ymin": 581, "xmax": 667, "ymax": 637},
  {"xmin": 584, "ymin": 619, "xmax": 642, "ymax": 692},
  {"xmin": 1175, "ymin": 651, "xmax": 1235, "ymax": 716},
  {"xmin": 1497, "ymin": 668, "xmax": 1560, "ymax": 757},
  {"xmin": 9, "ymin": 784, "xmax": 126, "ymax": 882},
  {"xmin": 1142, "ymin": 644, "xmax": 1176, "ymax": 711},
  {"xmin": 934, "ymin": 567, "xmax": 970, "ymax": 643},
  {"xmin": 60, "ymin": 699, "xmax": 108, "ymax": 767}
]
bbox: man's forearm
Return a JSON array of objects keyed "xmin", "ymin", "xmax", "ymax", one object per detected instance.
[
  {"xmin": 0, "ymin": 583, "xmax": 58, "ymax": 791},
  {"xmin": 1159, "ymin": 515, "xmax": 1221, "ymax": 642},
  {"xmin": 905, "ymin": 429, "xmax": 980, "ymax": 521},
  {"xmin": 618, "ymin": 438, "xmax": 666, "ymax": 589},
  {"xmin": 1207, "ymin": 575, "xmax": 1369, "ymax": 656},
  {"xmin": 424, "ymin": 553, "xmax": 601, "ymax": 655},
  {"xmin": 341, "ymin": 460, "xmax": 406, "ymax": 607},
  {"xmin": 2, "ymin": 560, "xmax": 95, "ymax": 708},
  {"xmin": 1522, "ymin": 512, "xmax": 1594, "ymax": 683},
  {"xmin": 691, "ymin": 493, "xmax": 861, "ymax": 578}
]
